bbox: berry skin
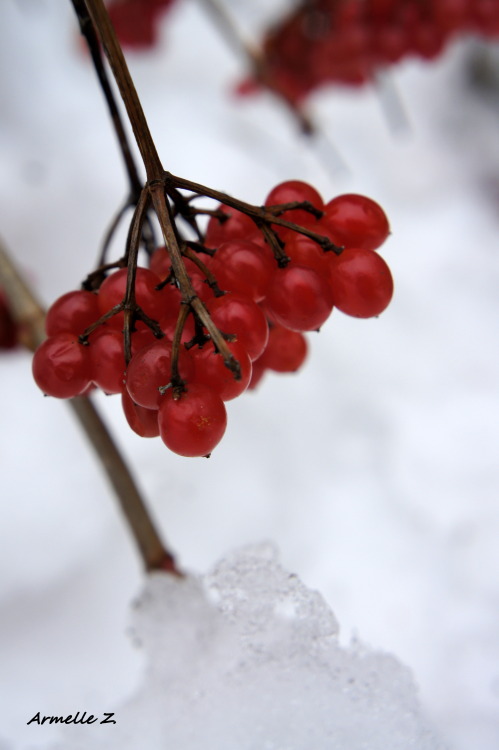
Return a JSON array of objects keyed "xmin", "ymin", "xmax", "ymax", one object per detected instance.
[
  {"xmin": 191, "ymin": 340, "xmax": 252, "ymax": 401},
  {"xmin": 32, "ymin": 333, "xmax": 92, "ymax": 398},
  {"xmin": 207, "ymin": 294, "xmax": 269, "ymax": 361},
  {"xmin": 265, "ymin": 266, "xmax": 334, "ymax": 332},
  {"xmin": 205, "ymin": 204, "xmax": 260, "ymax": 247},
  {"xmin": 283, "ymin": 234, "xmax": 331, "ymax": 278},
  {"xmin": 322, "ymin": 194, "xmax": 390, "ymax": 251},
  {"xmin": 328, "ymin": 247, "xmax": 393, "ymax": 318},
  {"xmin": 260, "ymin": 325, "xmax": 308, "ymax": 373},
  {"xmin": 121, "ymin": 389, "xmax": 160, "ymax": 438},
  {"xmin": 265, "ymin": 180, "xmax": 324, "ymax": 225},
  {"xmin": 150, "ymin": 248, "xmax": 213, "ymax": 303},
  {"xmin": 211, "ymin": 240, "xmax": 275, "ymax": 302},
  {"xmin": 98, "ymin": 267, "xmax": 164, "ymax": 328},
  {"xmin": 45, "ymin": 290, "xmax": 100, "ymax": 337},
  {"xmin": 246, "ymin": 356, "xmax": 267, "ymax": 390},
  {"xmin": 158, "ymin": 383, "xmax": 227, "ymax": 457},
  {"xmin": 89, "ymin": 329, "xmax": 127, "ymax": 394},
  {"xmin": 125, "ymin": 338, "xmax": 195, "ymax": 410},
  {"xmin": 149, "ymin": 246, "xmax": 171, "ymax": 279}
]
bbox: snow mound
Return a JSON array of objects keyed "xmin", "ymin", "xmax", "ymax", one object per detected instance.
[{"xmin": 54, "ymin": 543, "xmax": 446, "ymax": 750}]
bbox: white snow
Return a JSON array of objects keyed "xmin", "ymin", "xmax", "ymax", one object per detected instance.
[
  {"xmin": 0, "ymin": 2, "xmax": 498, "ymax": 750},
  {"xmin": 48, "ymin": 544, "xmax": 445, "ymax": 750}
]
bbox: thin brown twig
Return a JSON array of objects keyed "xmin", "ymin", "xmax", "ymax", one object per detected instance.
[
  {"xmin": 164, "ymin": 171, "xmax": 343, "ymax": 254},
  {"xmin": 83, "ymin": 0, "xmax": 163, "ymax": 179},
  {"xmin": 71, "ymin": 0, "xmax": 158, "ymax": 260},
  {"xmin": 82, "ymin": 0, "xmax": 242, "ymax": 379}
]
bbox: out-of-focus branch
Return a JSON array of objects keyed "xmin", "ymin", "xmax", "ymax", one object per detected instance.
[
  {"xmin": 198, "ymin": 0, "xmax": 316, "ymax": 135},
  {"xmin": 0, "ymin": 237, "xmax": 181, "ymax": 575}
]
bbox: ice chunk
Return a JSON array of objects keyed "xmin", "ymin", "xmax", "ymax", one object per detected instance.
[{"xmin": 52, "ymin": 543, "xmax": 446, "ymax": 750}]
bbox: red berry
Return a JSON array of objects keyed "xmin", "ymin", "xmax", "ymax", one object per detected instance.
[
  {"xmin": 191, "ymin": 340, "xmax": 252, "ymax": 401},
  {"xmin": 125, "ymin": 338, "xmax": 194, "ymax": 409},
  {"xmin": 247, "ymin": 356, "xmax": 267, "ymax": 390},
  {"xmin": 98, "ymin": 267, "xmax": 164, "ymax": 328},
  {"xmin": 150, "ymin": 249, "xmax": 213, "ymax": 303},
  {"xmin": 372, "ymin": 25, "xmax": 407, "ymax": 64},
  {"xmin": 45, "ymin": 290, "xmax": 100, "ymax": 336},
  {"xmin": 275, "ymin": 214, "xmax": 322, "ymax": 244},
  {"xmin": 211, "ymin": 240, "xmax": 275, "ymax": 302},
  {"xmin": 32, "ymin": 333, "xmax": 92, "ymax": 398},
  {"xmin": 265, "ymin": 266, "xmax": 334, "ymax": 332},
  {"xmin": 283, "ymin": 234, "xmax": 331, "ymax": 278},
  {"xmin": 207, "ymin": 293, "xmax": 269, "ymax": 361},
  {"xmin": 89, "ymin": 329, "xmax": 127, "ymax": 394},
  {"xmin": 160, "ymin": 310, "xmax": 196, "ymax": 343},
  {"xmin": 121, "ymin": 389, "xmax": 160, "ymax": 438},
  {"xmin": 322, "ymin": 194, "xmax": 390, "ymax": 251},
  {"xmin": 149, "ymin": 246, "xmax": 170, "ymax": 279},
  {"xmin": 158, "ymin": 383, "xmax": 227, "ymax": 457},
  {"xmin": 265, "ymin": 180, "xmax": 324, "ymax": 227},
  {"xmin": 431, "ymin": 0, "xmax": 470, "ymax": 33},
  {"xmin": 328, "ymin": 247, "xmax": 393, "ymax": 318},
  {"xmin": 205, "ymin": 204, "xmax": 260, "ymax": 247},
  {"xmin": 260, "ymin": 325, "xmax": 308, "ymax": 372}
]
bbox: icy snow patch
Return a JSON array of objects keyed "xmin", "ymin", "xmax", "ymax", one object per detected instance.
[{"xmin": 53, "ymin": 544, "xmax": 445, "ymax": 750}]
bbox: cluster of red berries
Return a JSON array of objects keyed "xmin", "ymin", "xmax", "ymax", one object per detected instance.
[
  {"xmin": 237, "ymin": 0, "xmax": 499, "ymax": 103},
  {"xmin": 32, "ymin": 181, "xmax": 392, "ymax": 458},
  {"xmin": 106, "ymin": 0, "xmax": 177, "ymax": 50}
]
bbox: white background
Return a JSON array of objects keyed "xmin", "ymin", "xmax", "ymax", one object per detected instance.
[{"xmin": 0, "ymin": 1, "xmax": 498, "ymax": 748}]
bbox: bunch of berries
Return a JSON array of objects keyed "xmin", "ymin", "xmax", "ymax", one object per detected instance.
[
  {"xmin": 32, "ymin": 181, "xmax": 393, "ymax": 458},
  {"xmin": 237, "ymin": 0, "xmax": 499, "ymax": 103}
]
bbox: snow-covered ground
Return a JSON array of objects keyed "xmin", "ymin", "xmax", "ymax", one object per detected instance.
[{"xmin": 0, "ymin": 2, "xmax": 498, "ymax": 749}]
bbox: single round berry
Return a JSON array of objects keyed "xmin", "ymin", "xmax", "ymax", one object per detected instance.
[
  {"xmin": 260, "ymin": 325, "xmax": 308, "ymax": 372},
  {"xmin": 125, "ymin": 338, "xmax": 194, "ymax": 409},
  {"xmin": 98, "ymin": 267, "xmax": 164, "ymax": 328},
  {"xmin": 160, "ymin": 310, "xmax": 196, "ymax": 343},
  {"xmin": 211, "ymin": 239, "xmax": 275, "ymax": 302},
  {"xmin": 32, "ymin": 333, "xmax": 92, "ymax": 398},
  {"xmin": 149, "ymin": 246, "xmax": 171, "ymax": 279},
  {"xmin": 265, "ymin": 266, "xmax": 334, "ymax": 332},
  {"xmin": 265, "ymin": 180, "xmax": 324, "ymax": 226},
  {"xmin": 328, "ymin": 247, "xmax": 393, "ymax": 318},
  {"xmin": 283, "ymin": 234, "xmax": 331, "ymax": 278},
  {"xmin": 121, "ymin": 389, "xmax": 160, "ymax": 438},
  {"xmin": 205, "ymin": 204, "xmax": 260, "ymax": 247},
  {"xmin": 158, "ymin": 383, "xmax": 227, "ymax": 457},
  {"xmin": 89, "ymin": 329, "xmax": 127, "ymax": 394},
  {"xmin": 150, "ymin": 249, "xmax": 213, "ymax": 303},
  {"xmin": 45, "ymin": 290, "xmax": 100, "ymax": 337},
  {"xmin": 323, "ymin": 194, "xmax": 390, "ymax": 251},
  {"xmin": 246, "ymin": 356, "xmax": 267, "ymax": 390},
  {"xmin": 207, "ymin": 293, "xmax": 269, "ymax": 361},
  {"xmin": 191, "ymin": 340, "xmax": 252, "ymax": 401}
]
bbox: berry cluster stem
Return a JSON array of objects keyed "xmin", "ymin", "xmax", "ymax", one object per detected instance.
[
  {"xmin": 82, "ymin": 0, "xmax": 241, "ymax": 378},
  {"xmin": 83, "ymin": 0, "xmax": 162, "ymax": 180}
]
